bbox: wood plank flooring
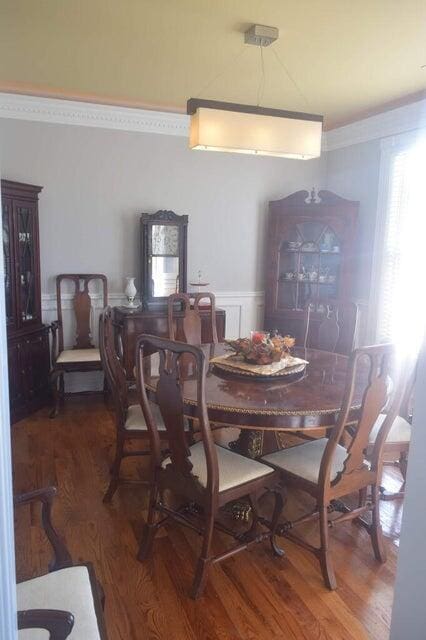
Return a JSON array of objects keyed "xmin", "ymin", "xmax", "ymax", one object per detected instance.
[{"xmin": 12, "ymin": 397, "xmax": 403, "ymax": 640}]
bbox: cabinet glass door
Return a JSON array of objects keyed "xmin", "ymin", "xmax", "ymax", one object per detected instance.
[
  {"xmin": 2, "ymin": 197, "xmax": 15, "ymax": 328},
  {"xmin": 14, "ymin": 201, "xmax": 39, "ymax": 324},
  {"xmin": 277, "ymin": 221, "xmax": 341, "ymax": 310}
]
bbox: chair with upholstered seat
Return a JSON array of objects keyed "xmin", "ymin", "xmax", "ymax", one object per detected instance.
[
  {"xmin": 15, "ymin": 486, "xmax": 107, "ymax": 639},
  {"xmin": 50, "ymin": 274, "xmax": 108, "ymax": 418},
  {"xmin": 302, "ymin": 299, "xmax": 359, "ymax": 355},
  {"xmin": 100, "ymin": 307, "xmax": 168, "ymax": 503},
  {"xmin": 261, "ymin": 343, "xmax": 405, "ymax": 590},
  {"xmin": 167, "ymin": 292, "xmax": 218, "ymax": 345},
  {"xmin": 135, "ymin": 335, "xmax": 283, "ymax": 599}
]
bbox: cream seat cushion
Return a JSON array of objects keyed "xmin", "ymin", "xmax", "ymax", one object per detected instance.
[
  {"xmin": 17, "ymin": 565, "xmax": 101, "ymax": 640},
  {"xmin": 56, "ymin": 349, "xmax": 101, "ymax": 364},
  {"xmin": 368, "ymin": 413, "xmax": 411, "ymax": 444},
  {"xmin": 262, "ymin": 438, "xmax": 349, "ymax": 485},
  {"xmin": 125, "ymin": 403, "xmax": 166, "ymax": 431},
  {"xmin": 162, "ymin": 441, "xmax": 274, "ymax": 492}
]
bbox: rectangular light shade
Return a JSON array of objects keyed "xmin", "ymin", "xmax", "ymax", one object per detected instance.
[{"xmin": 187, "ymin": 100, "xmax": 323, "ymax": 159}]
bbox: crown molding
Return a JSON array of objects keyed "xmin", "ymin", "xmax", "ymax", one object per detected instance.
[
  {"xmin": 324, "ymin": 98, "xmax": 426, "ymax": 151},
  {"xmin": 0, "ymin": 92, "xmax": 189, "ymax": 137},
  {"xmin": 1, "ymin": 92, "xmax": 426, "ymax": 152}
]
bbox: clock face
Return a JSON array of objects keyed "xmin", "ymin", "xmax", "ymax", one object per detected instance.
[{"xmin": 151, "ymin": 224, "xmax": 179, "ymax": 256}]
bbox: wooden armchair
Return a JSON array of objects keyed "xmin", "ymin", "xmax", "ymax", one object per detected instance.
[
  {"xmin": 15, "ymin": 486, "xmax": 107, "ymax": 639},
  {"xmin": 167, "ymin": 292, "xmax": 218, "ymax": 345},
  {"xmin": 100, "ymin": 307, "xmax": 167, "ymax": 503},
  {"xmin": 302, "ymin": 299, "xmax": 359, "ymax": 355},
  {"xmin": 262, "ymin": 343, "xmax": 404, "ymax": 589},
  {"xmin": 135, "ymin": 335, "xmax": 283, "ymax": 599},
  {"xmin": 50, "ymin": 274, "xmax": 108, "ymax": 418}
]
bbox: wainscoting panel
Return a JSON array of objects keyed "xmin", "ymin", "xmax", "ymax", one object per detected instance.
[{"xmin": 41, "ymin": 291, "xmax": 265, "ymax": 392}]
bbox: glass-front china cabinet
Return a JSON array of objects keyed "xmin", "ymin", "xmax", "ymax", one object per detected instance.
[
  {"xmin": 264, "ymin": 189, "xmax": 359, "ymax": 343},
  {"xmin": 1, "ymin": 180, "xmax": 50, "ymax": 423}
]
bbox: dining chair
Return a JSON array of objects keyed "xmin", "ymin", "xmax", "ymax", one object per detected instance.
[
  {"xmin": 135, "ymin": 335, "xmax": 283, "ymax": 599},
  {"xmin": 50, "ymin": 274, "xmax": 108, "ymax": 418},
  {"xmin": 261, "ymin": 343, "xmax": 405, "ymax": 590},
  {"xmin": 366, "ymin": 360, "xmax": 416, "ymax": 500},
  {"xmin": 302, "ymin": 299, "xmax": 359, "ymax": 355},
  {"xmin": 167, "ymin": 291, "xmax": 218, "ymax": 345},
  {"xmin": 99, "ymin": 306, "xmax": 166, "ymax": 503},
  {"xmin": 15, "ymin": 486, "xmax": 107, "ymax": 639}
]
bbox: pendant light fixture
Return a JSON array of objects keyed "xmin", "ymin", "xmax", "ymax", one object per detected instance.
[{"xmin": 187, "ymin": 25, "xmax": 323, "ymax": 160}]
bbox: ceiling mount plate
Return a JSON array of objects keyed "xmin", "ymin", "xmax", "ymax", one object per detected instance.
[{"xmin": 244, "ymin": 24, "xmax": 279, "ymax": 47}]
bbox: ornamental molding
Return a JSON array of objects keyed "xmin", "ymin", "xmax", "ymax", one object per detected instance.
[
  {"xmin": 0, "ymin": 92, "xmax": 188, "ymax": 137},
  {"xmin": 2, "ymin": 92, "xmax": 426, "ymax": 151}
]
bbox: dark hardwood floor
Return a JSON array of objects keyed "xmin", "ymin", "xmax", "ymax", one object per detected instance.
[{"xmin": 12, "ymin": 397, "xmax": 403, "ymax": 640}]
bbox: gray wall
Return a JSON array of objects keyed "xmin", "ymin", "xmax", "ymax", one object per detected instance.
[
  {"xmin": 0, "ymin": 119, "xmax": 324, "ymax": 295},
  {"xmin": 325, "ymin": 139, "xmax": 381, "ymax": 301}
]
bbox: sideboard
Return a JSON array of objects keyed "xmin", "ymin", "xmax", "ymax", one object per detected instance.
[{"xmin": 113, "ymin": 306, "xmax": 226, "ymax": 380}]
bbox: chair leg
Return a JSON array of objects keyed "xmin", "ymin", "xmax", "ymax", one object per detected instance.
[
  {"xmin": 49, "ymin": 369, "xmax": 62, "ymax": 419},
  {"xmin": 398, "ymin": 451, "xmax": 408, "ymax": 494},
  {"xmin": 370, "ymin": 485, "xmax": 386, "ymax": 563},
  {"xmin": 103, "ymin": 433, "xmax": 125, "ymax": 503},
  {"xmin": 138, "ymin": 482, "xmax": 161, "ymax": 562},
  {"xmin": 270, "ymin": 490, "xmax": 285, "ymax": 557},
  {"xmin": 103, "ymin": 374, "xmax": 109, "ymax": 404},
  {"xmin": 319, "ymin": 504, "xmax": 337, "ymax": 590},
  {"xmin": 191, "ymin": 509, "xmax": 215, "ymax": 599},
  {"xmin": 247, "ymin": 493, "xmax": 260, "ymax": 536}
]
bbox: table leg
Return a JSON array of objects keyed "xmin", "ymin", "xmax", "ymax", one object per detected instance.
[{"xmin": 229, "ymin": 429, "xmax": 264, "ymax": 458}]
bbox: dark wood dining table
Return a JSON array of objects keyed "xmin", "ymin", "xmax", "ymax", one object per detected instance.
[{"xmin": 143, "ymin": 343, "xmax": 367, "ymax": 458}]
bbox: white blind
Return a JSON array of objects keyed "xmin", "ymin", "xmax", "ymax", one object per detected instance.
[
  {"xmin": 377, "ymin": 150, "xmax": 410, "ymax": 342},
  {"xmin": 376, "ymin": 142, "xmax": 426, "ymax": 355}
]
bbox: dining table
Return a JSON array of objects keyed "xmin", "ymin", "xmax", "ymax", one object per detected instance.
[{"xmin": 142, "ymin": 342, "xmax": 367, "ymax": 459}]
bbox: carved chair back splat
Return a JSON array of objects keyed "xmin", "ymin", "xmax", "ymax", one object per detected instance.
[
  {"xmin": 136, "ymin": 334, "xmax": 283, "ymax": 599},
  {"xmin": 302, "ymin": 299, "xmax": 359, "ymax": 356},
  {"xmin": 167, "ymin": 292, "xmax": 218, "ymax": 345},
  {"xmin": 56, "ymin": 274, "xmax": 108, "ymax": 353}
]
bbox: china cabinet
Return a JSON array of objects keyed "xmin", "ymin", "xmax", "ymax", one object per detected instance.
[
  {"xmin": 1, "ymin": 180, "xmax": 50, "ymax": 423},
  {"xmin": 264, "ymin": 189, "xmax": 358, "ymax": 344}
]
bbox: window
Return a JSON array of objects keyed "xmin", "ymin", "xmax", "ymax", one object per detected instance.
[{"xmin": 374, "ymin": 138, "xmax": 426, "ymax": 357}]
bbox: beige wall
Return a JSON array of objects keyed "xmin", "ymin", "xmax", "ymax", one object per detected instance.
[{"xmin": 0, "ymin": 118, "xmax": 324, "ymax": 295}]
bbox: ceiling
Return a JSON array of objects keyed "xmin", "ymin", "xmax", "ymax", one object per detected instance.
[{"xmin": 0, "ymin": 0, "xmax": 425, "ymax": 129}]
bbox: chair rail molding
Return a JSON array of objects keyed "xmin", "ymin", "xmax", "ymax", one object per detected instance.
[{"xmin": 2, "ymin": 92, "xmax": 426, "ymax": 151}]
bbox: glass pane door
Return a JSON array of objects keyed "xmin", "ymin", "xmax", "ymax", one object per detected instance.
[
  {"xmin": 278, "ymin": 221, "xmax": 341, "ymax": 310},
  {"xmin": 14, "ymin": 201, "xmax": 39, "ymax": 324},
  {"xmin": 2, "ymin": 197, "xmax": 15, "ymax": 328}
]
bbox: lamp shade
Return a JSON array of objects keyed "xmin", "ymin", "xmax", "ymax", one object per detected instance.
[{"xmin": 187, "ymin": 99, "xmax": 323, "ymax": 159}]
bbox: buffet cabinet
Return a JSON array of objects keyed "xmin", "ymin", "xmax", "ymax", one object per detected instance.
[
  {"xmin": 2, "ymin": 180, "xmax": 50, "ymax": 423},
  {"xmin": 113, "ymin": 305, "xmax": 226, "ymax": 380},
  {"xmin": 264, "ymin": 189, "xmax": 359, "ymax": 343}
]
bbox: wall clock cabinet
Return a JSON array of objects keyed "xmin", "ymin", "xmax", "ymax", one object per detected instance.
[
  {"xmin": 264, "ymin": 189, "xmax": 359, "ymax": 344},
  {"xmin": 1, "ymin": 180, "xmax": 50, "ymax": 423}
]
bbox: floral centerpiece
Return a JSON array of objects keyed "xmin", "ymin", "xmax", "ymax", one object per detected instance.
[{"xmin": 225, "ymin": 332, "xmax": 295, "ymax": 365}]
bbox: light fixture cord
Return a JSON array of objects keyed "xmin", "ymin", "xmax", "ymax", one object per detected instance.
[
  {"xmin": 195, "ymin": 45, "xmax": 248, "ymax": 98},
  {"xmin": 271, "ymin": 47, "xmax": 311, "ymax": 109},
  {"xmin": 257, "ymin": 45, "xmax": 266, "ymax": 107}
]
